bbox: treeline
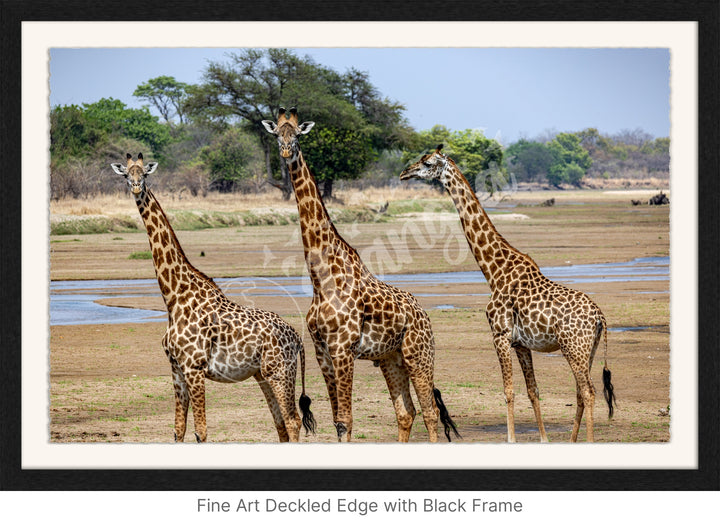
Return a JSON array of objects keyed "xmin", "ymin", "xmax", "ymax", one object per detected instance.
[{"xmin": 50, "ymin": 48, "xmax": 669, "ymax": 200}]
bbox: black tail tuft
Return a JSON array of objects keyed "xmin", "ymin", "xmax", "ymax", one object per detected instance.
[
  {"xmin": 433, "ymin": 388, "xmax": 461, "ymax": 441},
  {"xmin": 299, "ymin": 393, "xmax": 316, "ymax": 435},
  {"xmin": 602, "ymin": 366, "xmax": 617, "ymax": 418}
]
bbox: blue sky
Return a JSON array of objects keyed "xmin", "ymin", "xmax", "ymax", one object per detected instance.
[{"xmin": 49, "ymin": 47, "xmax": 670, "ymax": 145}]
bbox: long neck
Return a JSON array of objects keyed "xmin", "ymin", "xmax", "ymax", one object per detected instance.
[
  {"xmin": 286, "ymin": 151, "xmax": 364, "ymax": 287},
  {"xmin": 442, "ymin": 162, "xmax": 524, "ymax": 289},
  {"xmin": 135, "ymin": 189, "xmax": 218, "ymax": 309}
]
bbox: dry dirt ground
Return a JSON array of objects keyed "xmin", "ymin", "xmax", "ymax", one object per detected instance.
[{"xmin": 49, "ymin": 190, "xmax": 670, "ymax": 444}]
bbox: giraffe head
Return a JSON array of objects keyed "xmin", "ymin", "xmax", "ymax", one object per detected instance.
[
  {"xmin": 110, "ymin": 153, "xmax": 158, "ymax": 195},
  {"xmin": 261, "ymin": 107, "xmax": 315, "ymax": 163},
  {"xmin": 399, "ymin": 144, "xmax": 450, "ymax": 185}
]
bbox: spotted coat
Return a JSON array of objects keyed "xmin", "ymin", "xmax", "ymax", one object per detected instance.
[{"xmin": 111, "ymin": 154, "xmax": 315, "ymax": 442}]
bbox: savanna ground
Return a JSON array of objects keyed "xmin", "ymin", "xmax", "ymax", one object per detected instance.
[{"xmin": 49, "ymin": 185, "xmax": 670, "ymax": 444}]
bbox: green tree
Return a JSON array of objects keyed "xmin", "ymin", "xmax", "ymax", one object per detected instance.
[
  {"xmin": 505, "ymin": 139, "xmax": 554, "ymax": 183},
  {"xmin": 185, "ymin": 48, "xmax": 404, "ymax": 199},
  {"xmin": 547, "ymin": 132, "xmax": 592, "ymax": 187},
  {"xmin": 342, "ymin": 68, "xmax": 414, "ymax": 151},
  {"xmin": 82, "ymin": 98, "xmax": 172, "ymax": 156},
  {"xmin": 301, "ymin": 126, "xmax": 374, "ymax": 199},
  {"xmin": 50, "ymin": 104, "xmax": 107, "ymax": 161},
  {"xmin": 199, "ymin": 127, "xmax": 263, "ymax": 192},
  {"xmin": 404, "ymin": 126, "xmax": 508, "ymax": 194},
  {"xmin": 133, "ymin": 76, "xmax": 191, "ymax": 124}
]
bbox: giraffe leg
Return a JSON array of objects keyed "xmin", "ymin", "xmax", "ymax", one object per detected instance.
[
  {"xmin": 515, "ymin": 346, "xmax": 549, "ymax": 442},
  {"xmin": 401, "ymin": 334, "xmax": 441, "ymax": 443},
  {"xmin": 493, "ymin": 334, "xmax": 517, "ymax": 442},
  {"xmin": 563, "ymin": 344, "xmax": 596, "ymax": 443},
  {"xmin": 261, "ymin": 348, "xmax": 302, "ymax": 442},
  {"xmin": 378, "ymin": 355, "xmax": 416, "ymax": 442},
  {"xmin": 331, "ymin": 351, "xmax": 355, "ymax": 443},
  {"xmin": 169, "ymin": 357, "xmax": 190, "ymax": 442},
  {"xmin": 254, "ymin": 372, "xmax": 292, "ymax": 442},
  {"xmin": 410, "ymin": 374, "xmax": 440, "ymax": 443},
  {"xmin": 183, "ymin": 367, "xmax": 208, "ymax": 442},
  {"xmin": 313, "ymin": 341, "xmax": 339, "ymax": 427},
  {"xmin": 571, "ymin": 389, "xmax": 585, "ymax": 442}
]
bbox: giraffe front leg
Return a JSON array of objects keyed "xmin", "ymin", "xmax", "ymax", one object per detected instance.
[
  {"xmin": 515, "ymin": 346, "xmax": 549, "ymax": 442},
  {"xmin": 313, "ymin": 340, "xmax": 339, "ymax": 427},
  {"xmin": 169, "ymin": 356, "xmax": 190, "ymax": 442},
  {"xmin": 331, "ymin": 351, "xmax": 355, "ymax": 443},
  {"xmin": 183, "ymin": 367, "xmax": 208, "ymax": 442},
  {"xmin": 493, "ymin": 334, "xmax": 517, "ymax": 443}
]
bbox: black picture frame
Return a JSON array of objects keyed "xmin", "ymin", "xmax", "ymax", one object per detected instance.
[{"xmin": 1, "ymin": 0, "xmax": 717, "ymax": 492}]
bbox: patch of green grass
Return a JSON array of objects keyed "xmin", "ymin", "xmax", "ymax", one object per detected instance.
[
  {"xmin": 167, "ymin": 210, "xmax": 300, "ymax": 230},
  {"xmin": 50, "ymin": 238, "xmax": 82, "ymax": 243},
  {"xmin": 328, "ymin": 208, "xmax": 388, "ymax": 224},
  {"xmin": 387, "ymin": 199, "xmax": 455, "ymax": 215},
  {"xmin": 51, "ymin": 216, "xmax": 139, "ymax": 235},
  {"xmin": 128, "ymin": 251, "xmax": 152, "ymax": 260}
]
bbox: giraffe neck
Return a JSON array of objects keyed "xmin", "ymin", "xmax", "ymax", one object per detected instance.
[
  {"xmin": 442, "ymin": 162, "xmax": 525, "ymax": 290},
  {"xmin": 135, "ymin": 189, "xmax": 218, "ymax": 310},
  {"xmin": 286, "ymin": 151, "xmax": 365, "ymax": 287}
]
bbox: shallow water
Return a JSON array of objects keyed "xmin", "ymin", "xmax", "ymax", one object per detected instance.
[{"xmin": 49, "ymin": 256, "xmax": 668, "ymax": 326}]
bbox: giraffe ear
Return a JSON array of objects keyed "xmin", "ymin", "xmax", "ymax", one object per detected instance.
[
  {"xmin": 110, "ymin": 163, "xmax": 127, "ymax": 176},
  {"xmin": 144, "ymin": 162, "xmax": 158, "ymax": 175},
  {"xmin": 298, "ymin": 121, "xmax": 315, "ymax": 134},
  {"xmin": 261, "ymin": 120, "xmax": 278, "ymax": 134}
]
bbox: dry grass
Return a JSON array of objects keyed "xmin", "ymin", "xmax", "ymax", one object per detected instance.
[{"xmin": 49, "ymin": 186, "xmax": 446, "ymax": 217}]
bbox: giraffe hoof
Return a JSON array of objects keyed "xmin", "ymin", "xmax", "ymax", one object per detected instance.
[
  {"xmin": 195, "ymin": 432, "xmax": 201, "ymax": 443},
  {"xmin": 335, "ymin": 422, "xmax": 347, "ymax": 440}
]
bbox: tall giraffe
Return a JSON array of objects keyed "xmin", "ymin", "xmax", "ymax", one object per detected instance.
[
  {"xmin": 110, "ymin": 153, "xmax": 315, "ymax": 442},
  {"xmin": 400, "ymin": 146, "xmax": 616, "ymax": 442},
  {"xmin": 262, "ymin": 108, "xmax": 459, "ymax": 442}
]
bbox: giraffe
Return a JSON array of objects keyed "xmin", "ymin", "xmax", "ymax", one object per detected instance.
[
  {"xmin": 110, "ymin": 153, "xmax": 316, "ymax": 443},
  {"xmin": 262, "ymin": 108, "xmax": 459, "ymax": 443},
  {"xmin": 399, "ymin": 145, "xmax": 616, "ymax": 442}
]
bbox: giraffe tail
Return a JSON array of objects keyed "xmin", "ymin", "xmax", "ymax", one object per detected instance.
[
  {"xmin": 599, "ymin": 318, "xmax": 617, "ymax": 419},
  {"xmin": 433, "ymin": 387, "xmax": 461, "ymax": 441},
  {"xmin": 298, "ymin": 342, "xmax": 317, "ymax": 435}
]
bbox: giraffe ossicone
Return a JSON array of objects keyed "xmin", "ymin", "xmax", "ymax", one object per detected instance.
[
  {"xmin": 110, "ymin": 153, "xmax": 316, "ymax": 443},
  {"xmin": 400, "ymin": 145, "xmax": 616, "ymax": 443},
  {"xmin": 263, "ymin": 108, "xmax": 460, "ymax": 443}
]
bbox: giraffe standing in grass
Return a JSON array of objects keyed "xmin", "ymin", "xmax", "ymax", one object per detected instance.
[
  {"xmin": 263, "ymin": 108, "xmax": 459, "ymax": 442},
  {"xmin": 111, "ymin": 153, "xmax": 315, "ymax": 442},
  {"xmin": 400, "ymin": 146, "xmax": 616, "ymax": 442}
]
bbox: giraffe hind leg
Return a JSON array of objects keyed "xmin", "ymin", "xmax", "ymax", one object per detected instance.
[
  {"xmin": 263, "ymin": 358, "xmax": 303, "ymax": 443},
  {"xmin": 563, "ymin": 343, "xmax": 596, "ymax": 443},
  {"xmin": 378, "ymin": 355, "xmax": 416, "ymax": 442},
  {"xmin": 254, "ymin": 372, "xmax": 292, "ymax": 442}
]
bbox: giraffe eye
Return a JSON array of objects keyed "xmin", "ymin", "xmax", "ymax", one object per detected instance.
[{"xmin": 423, "ymin": 161, "xmax": 432, "ymax": 168}]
